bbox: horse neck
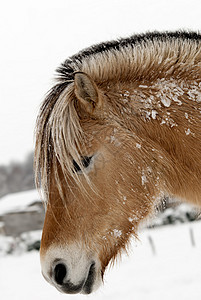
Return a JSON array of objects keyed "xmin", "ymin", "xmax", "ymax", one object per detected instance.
[{"xmin": 107, "ymin": 77, "xmax": 201, "ymax": 203}]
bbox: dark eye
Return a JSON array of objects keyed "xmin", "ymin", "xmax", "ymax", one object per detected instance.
[{"xmin": 73, "ymin": 156, "xmax": 93, "ymax": 173}]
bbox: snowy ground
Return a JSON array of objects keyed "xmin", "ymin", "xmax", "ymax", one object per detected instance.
[{"xmin": 1, "ymin": 221, "xmax": 201, "ymax": 300}]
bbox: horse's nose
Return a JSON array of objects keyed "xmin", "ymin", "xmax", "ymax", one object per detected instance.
[
  {"xmin": 52, "ymin": 260, "xmax": 96, "ymax": 294},
  {"xmin": 54, "ymin": 263, "xmax": 67, "ymax": 285},
  {"xmin": 40, "ymin": 245, "xmax": 102, "ymax": 294}
]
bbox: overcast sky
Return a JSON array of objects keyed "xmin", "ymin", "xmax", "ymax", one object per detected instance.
[{"xmin": 1, "ymin": 0, "xmax": 201, "ymax": 165}]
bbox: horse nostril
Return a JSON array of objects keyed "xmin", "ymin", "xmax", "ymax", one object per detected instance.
[
  {"xmin": 54, "ymin": 263, "xmax": 67, "ymax": 285},
  {"xmin": 83, "ymin": 262, "xmax": 96, "ymax": 294}
]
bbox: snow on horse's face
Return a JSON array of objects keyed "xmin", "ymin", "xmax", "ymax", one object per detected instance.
[{"xmin": 35, "ymin": 32, "xmax": 201, "ymax": 294}]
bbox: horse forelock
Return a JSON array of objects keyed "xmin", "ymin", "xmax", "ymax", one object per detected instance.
[{"xmin": 34, "ymin": 81, "xmax": 91, "ymax": 204}]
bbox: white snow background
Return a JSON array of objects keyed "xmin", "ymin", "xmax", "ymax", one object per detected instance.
[
  {"xmin": 1, "ymin": 221, "xmax": 201, "ymax": 300},
  {"xmin": 1, "ymin": 0, "xmax": 201, "ymax": 299}
]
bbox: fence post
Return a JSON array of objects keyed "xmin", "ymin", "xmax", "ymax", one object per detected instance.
[
  {"xmin": 189, "ymin": 227, "xmax": 195, "ymax": 247},
  {"xmin": 148, "ymin": 235, "xmax": 156, "ymax": 255}
]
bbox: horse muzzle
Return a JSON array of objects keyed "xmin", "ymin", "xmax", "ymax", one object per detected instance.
[{"xmin": 40, "ymin": 244, "xmax": 102, "ymax": 294}]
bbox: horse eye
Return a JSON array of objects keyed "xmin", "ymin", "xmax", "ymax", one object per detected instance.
[{"xmin": 73, "ymin": 156, "xmax": 93, "ymax": 173}]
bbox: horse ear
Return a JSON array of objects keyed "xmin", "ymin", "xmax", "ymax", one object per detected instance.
[{"xmin": 74, "ymin": 72, "xmax": 101, "ymax": 114}]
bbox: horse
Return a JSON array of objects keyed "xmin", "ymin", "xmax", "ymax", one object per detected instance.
[{"xmin": 34, "ymin": 31, "xmax": 201, "ymax": 294}]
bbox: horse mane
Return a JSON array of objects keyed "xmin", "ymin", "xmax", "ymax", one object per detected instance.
[
  {"xmin": 34, "ymin": 31, "xmax": 201, "ymax": 203},
  {"xmin": 57, "ymin": 31, "xmax": 201, "ymax": 83}
]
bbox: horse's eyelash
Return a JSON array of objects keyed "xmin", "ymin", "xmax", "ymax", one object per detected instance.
[{"xmin": 73, "ymin": 156, "xmax": 93, "ymax": 173}]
